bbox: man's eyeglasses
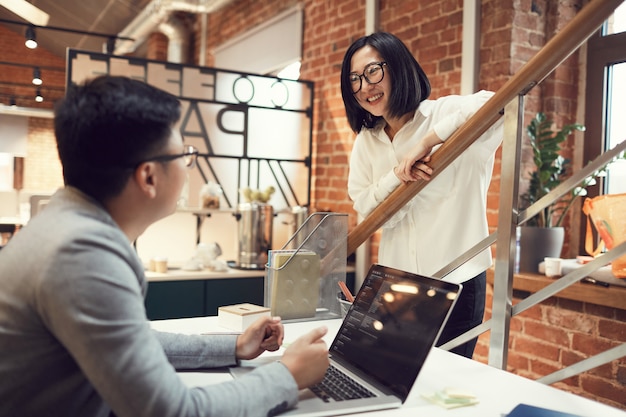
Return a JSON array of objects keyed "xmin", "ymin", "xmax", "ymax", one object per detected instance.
[
  {"xmin": 349, "ymin": 62, "xmax": 387, "ymax": 94},
  {"xmin": 137, "ymin": 145, "xmax": 198, "ymax": 168}
]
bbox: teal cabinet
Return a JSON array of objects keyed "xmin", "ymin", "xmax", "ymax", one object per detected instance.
[
  {"xmin": 204, "ymin": 278, "xmax": 264, "ymax": 316},
  {"xmin": 145, "ymin": 280, "xmax": 206, "ymax": 320},
  {"xmin": 145, "ymin": 277, "xmax": 264, "ymax": 320},
  {"xmin": 145, "ymin": 269, "xmax": 354, "ymax": 320}
]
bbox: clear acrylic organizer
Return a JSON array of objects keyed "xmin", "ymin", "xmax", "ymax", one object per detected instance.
[{"xmin": 265, "ymin": 212, "xmax": 347, "ymax": 321}]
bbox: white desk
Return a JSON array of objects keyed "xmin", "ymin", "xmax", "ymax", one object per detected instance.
[{"xmin": 151, "ymin": 317, "xmax": 626, "ymax": 417}]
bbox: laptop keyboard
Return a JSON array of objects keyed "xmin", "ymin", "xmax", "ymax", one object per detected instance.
[{"xmin": 310, "ymin": 364, "xmax": 375, "ymax": 402}]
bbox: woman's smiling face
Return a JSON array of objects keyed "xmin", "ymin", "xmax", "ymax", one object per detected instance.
[{"xmin": 350, "ymin": 45, "xmax": 391, "ymax": 119}]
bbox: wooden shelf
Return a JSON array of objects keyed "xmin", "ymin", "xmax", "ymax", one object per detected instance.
[
  {"xmin": 176, "ymin": 207, "xmax": 236, "ymax": 215},
  {"xmin": 175, "ymin": 207, "xmax": 237, "ymax": 244},
  {"xmin": 486, "ymin": 269, "xmax": 626, "ymax": 310}
]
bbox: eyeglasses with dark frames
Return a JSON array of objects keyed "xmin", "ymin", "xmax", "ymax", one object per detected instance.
[
  {"xmin": 135, "ymin": 145, "xmax": 198, "ymax": 169},
  {"xmin": 349, "ymin": 61, "xmax": 387, "ymax": 94}
]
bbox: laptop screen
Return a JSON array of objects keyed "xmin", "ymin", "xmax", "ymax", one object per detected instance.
[{"xmin": 330, "ymin": 264, "xmax": 461, "ymax": 401}]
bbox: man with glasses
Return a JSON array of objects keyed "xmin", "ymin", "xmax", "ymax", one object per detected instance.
[{"xmin": 0, "ymin": 75, "xmax": 329, "ymax": 417}]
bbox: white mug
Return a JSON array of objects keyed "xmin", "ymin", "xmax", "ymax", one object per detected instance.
[{"xmin": 544, "ymin": 257, "xmax": 562, "ymax": 277}]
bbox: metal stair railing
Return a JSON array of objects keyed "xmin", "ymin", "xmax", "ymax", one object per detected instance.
[{"xmin": 489, "ymin": 94, "xmax": 626, "ymax": 376}]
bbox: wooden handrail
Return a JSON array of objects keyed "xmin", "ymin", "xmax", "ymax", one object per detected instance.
[{"xmin": 345, "ymin": 0, "xmax": 623, "ymax": 257}]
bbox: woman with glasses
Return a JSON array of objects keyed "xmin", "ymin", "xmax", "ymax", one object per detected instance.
[{"xmin": 340, "ymin": 32, "xmax": 503, "ymax": 359}]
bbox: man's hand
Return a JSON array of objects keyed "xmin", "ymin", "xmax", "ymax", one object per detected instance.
[
  {"xmin": 235, "ymin": 316, "xmax": 284, "ymax": 360},
  {"xmin": 281, "ymin": 326, "xmax": 329, "ymax": 389}
]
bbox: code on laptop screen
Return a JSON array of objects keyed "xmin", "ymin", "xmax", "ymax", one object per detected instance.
[{"xmin": 330, "ymin": 264, "xmax": 460, "ymax": 401}]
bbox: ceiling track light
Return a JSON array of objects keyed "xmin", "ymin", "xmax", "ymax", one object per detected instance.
[
  {"xmin": 1, "ymin": 19, "xmax": 134, "ymax": 53},
  {"xmin": 35, "ymin": 88, "xmax": 43, "ymax": 102},
  {"xmin": 32, "ymin": 67, "xmax": 42, "ymax": 85},
  {"xmin": 105, "ymin": 37, "xmax": 117, "ymax": 55},
  {"xmin": 25, "ymin": 25, "xmax": 37, "ymax": 49}
]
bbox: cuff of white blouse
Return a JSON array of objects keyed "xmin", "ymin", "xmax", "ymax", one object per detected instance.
[{"xmin": 383, "ymin": 169, "xmax": 402, "ymax": 192}]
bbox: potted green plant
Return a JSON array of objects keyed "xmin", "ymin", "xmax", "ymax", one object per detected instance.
[
  {"xmin": 517, "ymin": 112, "xmax": 585, "ymax": 272},
  {"xmin": 521, "ymin": 112, "xmax": 586, "ymax": 227},
  {"xmin": 517, "ymin": 112, "xmax": 626, "ymax": 272}
]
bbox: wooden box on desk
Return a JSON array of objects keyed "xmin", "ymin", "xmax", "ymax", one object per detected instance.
[{"xmin": 218, "ymin": 303, "xmax": 270, "ymax": 331}]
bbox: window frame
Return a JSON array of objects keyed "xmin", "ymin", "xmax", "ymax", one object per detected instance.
[{"xmin": 582, "ymin": 27, "xmax": 626, "ymax": 252}]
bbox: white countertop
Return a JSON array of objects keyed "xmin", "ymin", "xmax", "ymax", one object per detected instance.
[
  {"xmin": 145, "ymin": 264, "xmax": 355, "ymax": 282},
  {"xmin": 145, "ymin": 267, "xmax": 265, "ymax": 282}
]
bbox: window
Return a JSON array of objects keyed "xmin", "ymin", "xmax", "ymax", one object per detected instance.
[
  {"xmin": 603, "ymin": 3, "xmax": 626, "ymax": 194},
  {"xmin": 606, "ymin": 61, "xmax": 626, "ymax": 194},
  {"xmin": 583, "ymin": 4, "xmax": 626, "ymax": 249}
]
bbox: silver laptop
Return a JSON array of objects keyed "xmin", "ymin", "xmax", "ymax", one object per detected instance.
[{"xmin": 230, "ymin": 263, "xmax": 462, "ymax": 417}]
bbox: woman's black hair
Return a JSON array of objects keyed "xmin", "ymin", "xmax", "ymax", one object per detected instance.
[{"xmin": 340, "ymin": 32, "xmax": 431, "ymax": 133}]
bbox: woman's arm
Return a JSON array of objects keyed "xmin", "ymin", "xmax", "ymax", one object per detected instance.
[{"xmin": 348, "ymin": 133, "xmax": 402, "ymax": 218}]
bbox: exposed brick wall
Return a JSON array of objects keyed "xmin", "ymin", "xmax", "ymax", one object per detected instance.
[
  {"xmin": 299, "ymin": 0, "xmax": 360, "ymax": 220},
  {"xmin": 146, "ymin": 32, "xmax": 169, "ymax": 62},
  {"xmin": 536, "ymin": 0, "xmax": 585, "ymax": 257},
  {"xmin": 507, "ymin": 0, "xmax": 545, "ymax": 204},
  {"xmin": 23, "ymin": 118, "xmax": 62, "ymax": 191},
  {"xmin": 476, "ymin": 283, "xmax": 626, "ymax": 409}
]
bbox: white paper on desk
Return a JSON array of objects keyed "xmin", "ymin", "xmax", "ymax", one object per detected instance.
[
  {"xmin": 229, "ymin": 355, "xmax": 284, "ymax": 380},
  {"xmin": 177, "ymin": 370, "xmax": 233, "ymax": 387},
  {"xmin": 239, "ymin": 354, "xmax": 283, "ymax": 368}
]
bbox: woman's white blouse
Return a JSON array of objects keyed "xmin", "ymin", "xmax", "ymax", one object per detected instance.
[{"xmin": 348, "ymin": 90, "xmax": 503, "ymax": 284}]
